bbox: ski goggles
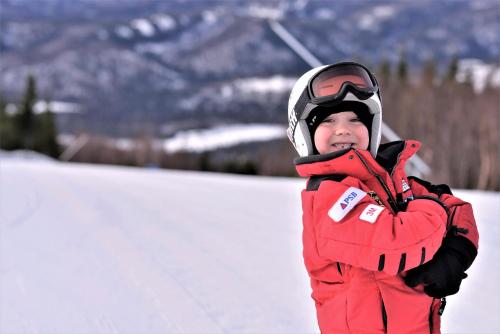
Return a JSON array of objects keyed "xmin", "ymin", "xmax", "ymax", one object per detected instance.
[{"xmin": 293, "ymin": 62, "xmax": 379, "ymax": 120}]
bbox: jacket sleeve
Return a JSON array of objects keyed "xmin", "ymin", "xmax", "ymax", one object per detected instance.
[
  {"xmin": 408, "ymin": 176, "xmax": 479, "ymax": 249},
  {"xmin": 314, "ymin": 180, "xmax": 448, "ymax": 276}
]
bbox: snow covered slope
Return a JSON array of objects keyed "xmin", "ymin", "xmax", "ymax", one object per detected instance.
[{"xmin": 0, "ymin": 159, "xmax": 498, "ymax": 333}]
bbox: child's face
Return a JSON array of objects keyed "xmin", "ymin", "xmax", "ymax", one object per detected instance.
[{"xmin": 314, "ymin": 111, "xmax": 369, "ymax": 155}]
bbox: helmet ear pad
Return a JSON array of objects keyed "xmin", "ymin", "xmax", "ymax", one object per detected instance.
[{"xmin": 306, "ymin": 101, "xmax": 373, "ymax": 154}]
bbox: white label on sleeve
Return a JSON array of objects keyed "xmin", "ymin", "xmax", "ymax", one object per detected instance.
[
  {"xmin": 359, "ymin": 204, "xmax": 385, "ymax": 224},
  {"xmin": 402, "ymin": 178, "xmax": 410, "ymax": 192},
  {"xmin": 328, "ymin": 187, "xmax": 367, "ymax": 222}
]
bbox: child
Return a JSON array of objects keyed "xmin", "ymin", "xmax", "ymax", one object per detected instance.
[{"xmin": 287, "ymin": 62, "xmax": 479, "ymax": 333}]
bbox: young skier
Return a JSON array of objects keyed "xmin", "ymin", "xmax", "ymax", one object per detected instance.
[{"xmin": 287, "ymin": 61, "xmax": 479, "ymax": 333}]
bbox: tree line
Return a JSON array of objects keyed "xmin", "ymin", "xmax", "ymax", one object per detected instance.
[
  {"xmin": 376, "ymin": 57, "xmax": 499, "ymax": 191},
  {"xmin": 0, "ymin": 75, "xmax": 59, "ymax": 158},
  {"xmin": 1, "ymin": 58, "xmax": 498, "ymax": 191}
]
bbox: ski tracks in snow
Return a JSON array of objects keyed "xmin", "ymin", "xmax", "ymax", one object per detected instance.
[{"xmin": 1, "ymin": 161, "xmax": 314, "ymax": 333}]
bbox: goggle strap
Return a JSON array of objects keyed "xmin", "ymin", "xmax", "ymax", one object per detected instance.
[{"xmin": 293, "ymin": 88, "xmax": 311, "ymax": 121}]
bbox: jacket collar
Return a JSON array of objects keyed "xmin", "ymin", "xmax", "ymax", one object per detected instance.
[
  {"xmin": 376, "ymin": 140, "xmax": 421, "ymax": 175},
  {"xmin": 295, "ymin": 140, "xmax": 421, "ymax": 179}
]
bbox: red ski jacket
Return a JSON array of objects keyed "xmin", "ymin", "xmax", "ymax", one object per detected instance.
[{"xmin": 295, "ymin": 140, "xmax": 478, "ymax": 334}]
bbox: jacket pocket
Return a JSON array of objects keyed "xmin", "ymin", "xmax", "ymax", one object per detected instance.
[{"xmin": 311, "ymin": 262, "xmax": 345, "ymax": 285}]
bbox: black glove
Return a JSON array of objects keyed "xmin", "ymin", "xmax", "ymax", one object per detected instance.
[
  {"xmin": 404, "ymin": 232, "xmax": 477, "ymax": 298},
  {"xmin": 408, "ymin": 176, "xmax": 453, "ymax": 196}
]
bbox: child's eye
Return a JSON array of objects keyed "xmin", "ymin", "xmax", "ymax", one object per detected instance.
[
  {"xmin": 350, "ymin": 117, "xmax": 361, "ymax": 122},
  {"xmin": 321, "ymin": 118, "xmax": 335, "ymax": 124}
]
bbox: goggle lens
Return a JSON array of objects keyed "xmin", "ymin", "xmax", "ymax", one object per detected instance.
[{"xmin": 311, "ymin": 65, "xmax": 375, "ymax": 98}]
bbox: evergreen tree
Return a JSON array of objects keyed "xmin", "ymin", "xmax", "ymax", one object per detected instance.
[
  {"xmin": 446, "ymin": 56, "xmax": 459, "ymax": 83},
  {"xmin": 422, "ymin": 58, "xmax": 437, "ymax": 85},
  {"xmin": 199, "ymin": 151, "xmax": 211, "ymax": 172},
  {"xmin": 377, "ymin": 59, "xmax": 391, "ymax": 87},
  {"xmin": 396, "ymin": 50, "xmax": 408, "ymax": 84},
  {"xmin": 34, "ymin": 101, "xmax": 60, "ymax": 158},
  {"xmin": 17, "ymin": 74, "xmax": 37, "ymax": 150},
  {"xmin": 0, "ymin": 94, "xmax": 21, "ymax": 150}
]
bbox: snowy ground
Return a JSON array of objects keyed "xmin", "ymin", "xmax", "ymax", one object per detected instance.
[{"xmin": 0, "ymin": 158, "xmax": 498, "ymax": 334}]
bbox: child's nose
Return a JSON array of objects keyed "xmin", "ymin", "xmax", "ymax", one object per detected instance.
[{"xmin": 334, "ymin": 124, "xmax": 351, "ymax": 136}]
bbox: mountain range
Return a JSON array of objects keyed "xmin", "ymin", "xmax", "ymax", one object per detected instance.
[{"xmin": 1, "ymin": 0, "xmax": 499, "ymax": 136}]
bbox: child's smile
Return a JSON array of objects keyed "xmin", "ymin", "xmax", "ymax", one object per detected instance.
[{"xmin": 332, "ymin": 143, "xmax": 356, "ymax": 149}]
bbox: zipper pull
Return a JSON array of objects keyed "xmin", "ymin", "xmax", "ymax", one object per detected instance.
[
  {"xmin": 396, "ymin": 193, "xmax": 412, "ymax": 211},
  {"xmin": 438, "ymin": 297, "xmax": 447, "ymax": 316}
]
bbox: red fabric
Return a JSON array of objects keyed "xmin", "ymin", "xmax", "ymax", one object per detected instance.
[
  {"xmin": 409, "ymin": 180, "xmax": 479, "ymax": 249},
  {"xmin": 296, "ymin": 140, "xmax": 475, "ymax": 333}
]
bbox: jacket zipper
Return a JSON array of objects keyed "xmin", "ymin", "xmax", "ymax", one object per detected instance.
[
  {"xmin": 429, "ymin": 297, "xmax": 447, "ymax": 333},
  {"xmin": 354, "ymin": 150, "xmax": 399, "ymax": 213},
  {"xmin": 429, "ymin": 298, "xmax": 435, "ymax": 333}
]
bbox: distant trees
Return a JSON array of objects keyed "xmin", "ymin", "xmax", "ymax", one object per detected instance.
[
  {"xmin": 0, "ymin": 74, "xmax": 60, "ymax": 157},
  {"xmin": 33, "ymin": 103, "xmax": 59, "ymax": 157},
  {"xmin": 2, "ymin": 61, "xmax": 497, "ymax": 190},
  {"xmin": 42, "ymin": 55, "xmax": 500, "ymax": 190},
  {"xmin": 18, "ymin": 74, "xmax": 37, "ymax": 150},
  {"xmin": 0, "ymin": 94, "xmax": 21, "ymax": 150},
  {"xmin": 376, "ymin": 57, "xmax": 499, "ymax": 190}
]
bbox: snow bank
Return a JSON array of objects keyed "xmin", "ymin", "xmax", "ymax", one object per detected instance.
[{"xmin": 0, "ymin": 149, "xmax": 56, "ymax": 162}]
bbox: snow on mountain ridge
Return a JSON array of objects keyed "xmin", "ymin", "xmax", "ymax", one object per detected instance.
[
  {"xmin": 358, "ymin": 4, "xmax": 396, "ymax": 30},
  {"xmin": 131, "ymin": 19, "xmax": 156, "ymax": 37},
  {"xmin": 1, "ymin": 0, "xmax": 499, "ymax": 136},
  {"xmin": 115, "ymin": 25, "xmax": 133, "ymax": 39},
  {"xmin": 152, "ymin": 14, "xmax": 176, "ymax": 31},
  {"xmin": 457, "ymin": 59, "xmax": 500, "ymax": 92},
  {"xmin": 232, "ymin": 76, "xmax": 296, "ymax": 94}
]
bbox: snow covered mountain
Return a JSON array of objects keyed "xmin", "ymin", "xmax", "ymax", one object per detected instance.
[
  {"xmin": 1, "ymin": 0, "xmax": 499, "ymax": 136},
  {"xmin": 1, "ymin": 156, "xmax": 499, "ymax": 333}
]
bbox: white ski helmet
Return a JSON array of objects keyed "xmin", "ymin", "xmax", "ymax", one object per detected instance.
[{"xmin": 287, "ymin": 61, "xmax": 382, "ymax": 157}]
